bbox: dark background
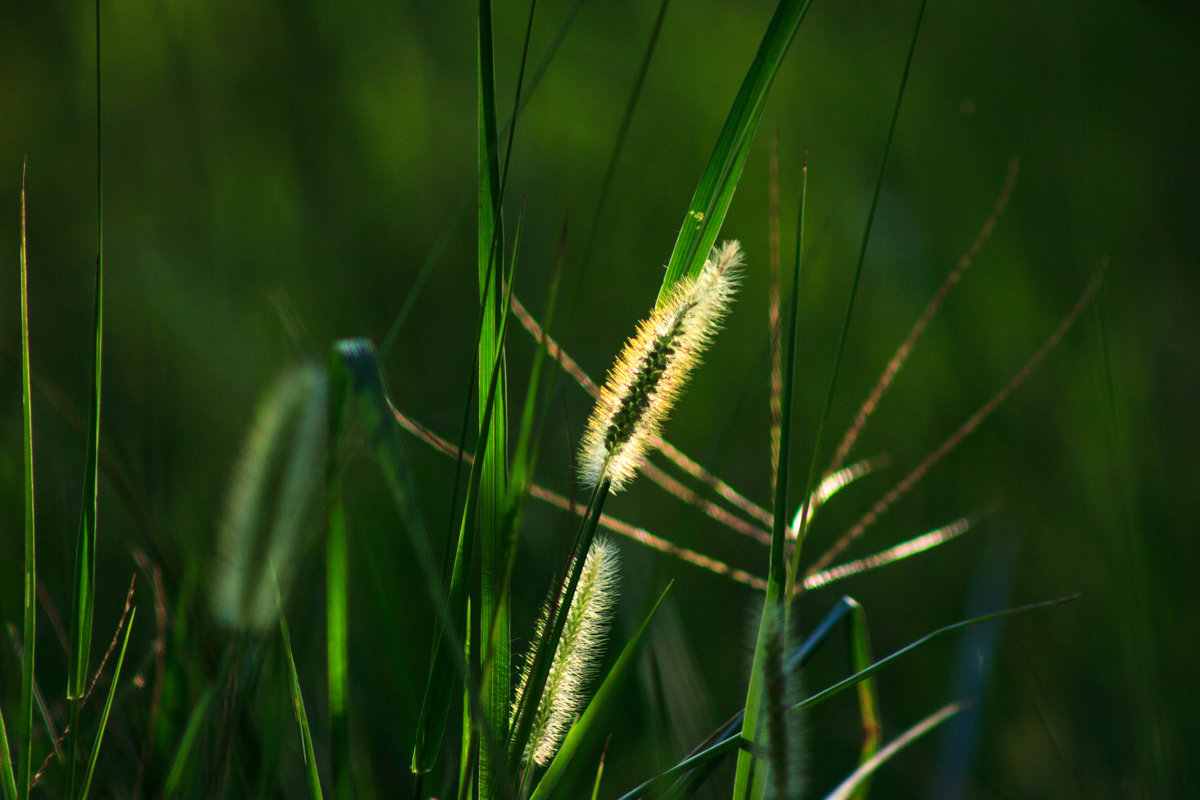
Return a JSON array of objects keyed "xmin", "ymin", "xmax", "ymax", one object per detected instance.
[{"xmin": 1, "ymin": 0, "xmax": 1197, "ymax": 796}]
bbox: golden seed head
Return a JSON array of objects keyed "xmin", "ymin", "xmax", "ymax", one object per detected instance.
[{"xmin": 580, "ymin": 240, "xmax": 743, "ymax": 491}]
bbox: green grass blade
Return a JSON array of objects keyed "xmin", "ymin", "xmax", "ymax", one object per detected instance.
[
  {"xmin": 824, "ymin": 702, "xmax": 964, "ymax": 800},
  {"xmin": 789, "ymin": 0, "xmax": 927, "ymax": 575},
  {"xmin": 17, "ymin": 164, "xmax": 37, "ymax": 800},
  {"xmin": 844, "ymin": 598, "xmax": 880, "ymax": 800},
  {"xmin": 331, "ymin": 340, "xmax": 513, "ymax": 796},
  {"xmin": 66, "ymin": 4, "xmax": 106, "ymax": 792},
  {"xmin": 78, "ymin": 609, "xmax": 135, "ymax": 800},
  {"xmin": 0, "ymin": 706, "xmax": 15, "ymax": 800},
  {"xmin": 477, "ymin": 1, "xmax": 509, "ymax": 795},
  {"xmin": 163, "ymin": 685, "xmax": 215, "ymax": 797},
  {"xmin": 797, "ymin": 596, "xmax": 1077, "ymax": 713},
  {"xmin": 657, "ymin": 0, "xmax": 813, "ymax": 303},
  {"xmin": 529, "ymin": 583, "xmax": 672, "ymax": 800},
  {"xmin": 326, "ymin": 366, "xmax": 352, "ymax": 800},
  {"xmin": 281, "ymin": 617, "xmax": 324, "ymax": 800},
  {"xmin": 732, "ymin": 162, "xmax": 806, "ymax": 800}
]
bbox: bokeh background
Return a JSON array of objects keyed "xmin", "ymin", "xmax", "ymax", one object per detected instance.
[{"xmin": 2, "ymin": 0, "xmax": 1197, "ymax": 797}]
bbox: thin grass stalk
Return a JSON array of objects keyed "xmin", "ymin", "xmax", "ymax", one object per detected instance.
[
  {"xmin": 17, "ymin": 164, "xmax": 37, "ymax": 800},
  {"xmin": 846, "ymin": 598, "xmax": 880, "ymax": 800},
  {"xmin": 281, "ymin": 617, "xmax": 323, "ymax": 800},
  {"xmin": 326, "ymin": 385, "xmax": 351, "ymax": 800},
  {"xmin": 732, "ymin": 163, "xmax": 806, "ymax": 800},
  {"xmin": 788, "ymin": 0, "xmax": 927, "ymax": 600},
  {"xmin": 0, "ymin": 708, "xmax": 14, "ymax": 800},
  {"xmin": 66, "ymin": 4, "xmax": 106, "ymax": 793},
  {"xmin": 79, "ymin": 608, "xmax": 135, "ymax": 800}
]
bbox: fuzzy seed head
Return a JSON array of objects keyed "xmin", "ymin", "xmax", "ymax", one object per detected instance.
[
  {"xmin": 580, "ymin": 240, "xmax": 743, "ymax": 491},
  {"xmin": 513, "ymin": 537, "xmax": 622, "ymax": 766}
]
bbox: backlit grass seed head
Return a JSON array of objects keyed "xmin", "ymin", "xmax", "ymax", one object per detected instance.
[
  {"xmin": 580, "ymin": 240, "xmax": 743, "ymax": 491},
  {"xmin": 512, "ymin": 537, "xmax": 621, "ymax": 766}
]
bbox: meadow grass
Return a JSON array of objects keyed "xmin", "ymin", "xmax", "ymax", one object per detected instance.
[{"xmin": 0, "ymin": 0, "xmax": 1128, "ymax": 798}]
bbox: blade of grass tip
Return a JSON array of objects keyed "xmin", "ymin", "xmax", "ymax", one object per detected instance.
[
  {"xmin": 529, "ymin": 583, "xmax": 672, "ymax": 800},
  {"xmin": 825, "ymin": 702, "xmax": 965, "ymax": 800},
  {"xmin": 826, "ymin": 157, "xmax": 1019, "ymax": 476},
  {"xmin": 67, "ymin": 3, "xmax": 106, "ymax": 793},
  {"xmin": 589, "ymin": 739, "xmax": 610, "ymax": 800},
  {"xmin": 807, "ymin": 268, "xmax": 1106, "ymax": 577},
  {"xmin": 507, "ymin": 479, "xmax": 609, "ymax": 780},
  {"xmin": 795, "ymin": 596, "xmax": 1078, "ymax": 714},
  {"xmin": 18, "ymin": 163, "xmax": 37, "ymax": 800},
  {"xmin": 331, "ymin": 341, "xmax": 514, "ymax": 798},
  {"xmin": 477, "ymin": 2, "xmax": 511, "ymax": 795},
  {"xmin": 789, "ymin": 0, "xmax": 927, "ymax": 592},
  {"xmin": 281, "ymin": 617, "xmax": 324, "ymax": 800},
  {"xmin": 79, "ymin": 608, "xmax": 135, "ymax": 800},
  {"xmin": 412, "ymin": 203, "xmax": 521, "ymax": 779},
  {"xmin": 658, "ymin": 0, "xmax": 813, "ymax": 301},
  {"xmin": 731, "ymin": 159, "xmax": 806, "ymax": 800},
  {"xmin": 845, "ymin": 598, "xmax": 880, "ymax": 800}
]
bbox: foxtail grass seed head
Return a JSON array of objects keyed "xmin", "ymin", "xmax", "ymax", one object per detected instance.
[
  {"xmin": 513, "ymin": 537, "xmax": 622, "ymax": 766},
  {"xmin": 580, "ymin": 241, "xmax": 743, "ymax": 491},
  {"xmin": 211, "ymin": 365, "xmax": 328, "ymax": 629}
]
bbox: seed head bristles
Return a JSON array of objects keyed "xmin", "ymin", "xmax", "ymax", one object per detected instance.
[
  {"xmin": 512, "ymin": 537, "xmax": 621, "ymax": 766},
  {"xmin": 580, "ymin": 240, "xmax": 743, "ymax": 491}
]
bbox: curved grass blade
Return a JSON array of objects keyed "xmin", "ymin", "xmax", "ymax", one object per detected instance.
[
  {"xmin": 0, "ymin": 709, "xmax": 15, "ymax": 800},
  {"xmin": 79, "ymin": 608, "xmax": 136, "ymax": 800},
  {"xmin": 281, "ymin": 617, "xmax": 324, "ymax": 800},
  {"xmin": 658, "ymin": 0, "xmax": 813, "ymax": 303},
  {"xmin": 163, "ymin": 685, "xmax": 216, "ymax": 797},
  {"xmin": 529, "ymin": 583, "xmax": 672, "ymax": 800},
  {"xmin": 824, "ymin": 702, "xmax": 965, "ymax": 800},
  {"xmin": 17, "ymin": 164, "xmax": 37, "ymax": 800}
]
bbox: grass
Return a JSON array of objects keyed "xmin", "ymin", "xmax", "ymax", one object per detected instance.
[{"xmin": 1, "ymin": 0, "xmax": 1184, "ymax": 797}]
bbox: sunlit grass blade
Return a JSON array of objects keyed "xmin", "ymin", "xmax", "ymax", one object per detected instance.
[
  {"xmin": 733, "ymin": 160, "xmax": 806, "ymax": 800},
  {"xmin": 17, "ymin": 163, "xmax": 37, "ymax": 800},
  {"xmin": 476, "ymin": 1, "xmax": 510, "ymax": 794},
  {"xmin": 790, "ymin": 0, "xmax": 928, "ymax": 585},
  {"xmin": 281, "ymin": 617, "xmax": 324, "ymax": 800},
  {"xmin": 326, "ymin": 357, "xmax": 352, "ymax": 800},
  {"xmin": 529, "ymin": 583, "xmax": 672, "ymax": 800},
  {"xmin": 412, "ymin": 210, "xmax": 521, "ymax": 780},
  {"xmin": 79, "ymin": 608, "xmax": 135, "ymax": 800},
  {"xmin": 824, "ymin": 702, "xmax": 965, "ymax": 800},
  {"xmin": 658, "ymin": 0, "xmax": 813, "ymax": 302}
]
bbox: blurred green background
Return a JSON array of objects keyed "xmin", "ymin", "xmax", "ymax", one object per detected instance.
[{"xmin": 2, "ymin": 0, "xmax": 1197, "ymax": 796}]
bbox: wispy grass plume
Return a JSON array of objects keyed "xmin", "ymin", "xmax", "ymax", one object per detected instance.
[
  {"xmin": 513, "ymin": 537, "xmax": 622, "ymax": 767},
  {"xmin": 580, "ymin": 241, "xmax": 743, "ymax": 491},
  {"xmin": 210, "ymin": 365, "xmax": 328, "ymax": 629}
]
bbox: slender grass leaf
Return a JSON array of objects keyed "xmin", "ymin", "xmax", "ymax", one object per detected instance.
[
  {"xmin": 18, "ymin": 164, "xmax": 37, "ymax": 800},
  {"xmin": 281, "ymin": 617, "xmax": 324, "ymax": 800},
  {"xmin": 0, "ymin": 706, "xmax": 15, "ymax": 800},
  {"xmin": 658, "ymin": 0, "xmax": 813, "ymax": 304},
  {"xmin": 164, "ymin": 685, "xmax": 215, "ymax": 797},
  {"xmin": 79, "ymin": 608, "xmax": 135, "ymax": 800},
  {"xmin": 824, "ymin": 702, "xmax": 964, "ymax": 800}
]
